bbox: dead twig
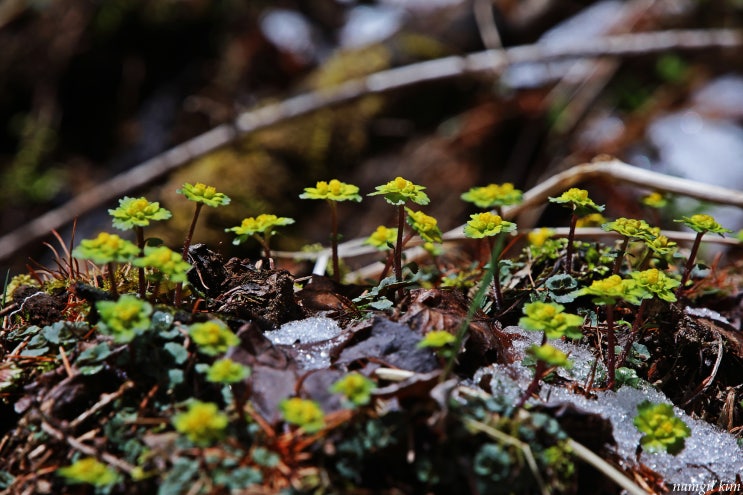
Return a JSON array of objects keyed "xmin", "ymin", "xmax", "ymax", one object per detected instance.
[{"xmin": 40, "ymin": 418, "xmax": 137, "ymax": 475}]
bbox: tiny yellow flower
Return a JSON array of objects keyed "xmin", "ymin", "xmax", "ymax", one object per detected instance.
[
  {"xmin": 57, "ymin": 457, "xmax": 119, "ymax": 487},
  {"xmin": 73, "ymin": 232, "xmax": 140, "ymax": 264},
  {"xmin": 133, "ymin": 245, "xmax": 191, "ymax": 282},
  {"xmin": 463, "ymin": 212, "xmax": 517, "ymax": 239},
  {"xmin": 642, "ymin": 192, "xmax": 668, "ymax": 209},
  {"xmin": 330, "ymin": 372, "xmax": 376, "ymax": 407},
  {"xmin": 188, "ymin": 320, "xmax": 240, "ymax": 356},
  {"xmin": 406, "ymin": 209, "xmax": 442, "ymax": 243},
  {"xmin": 172, "ymin": 400, "xmax": 229, "ymax": 445},
  {"xmin": 96, "ymin": 295, "xmax": 152, "ymax": 343},
  {"xmin": 634, "ymin": 401, "xmax": 691, "ymax": 454},
  {"xmin": 675, "ymin": 214, "xmax": 731, "ymax": 235},
  {"xmin": 527, "ymin": 343, "xmax": 572, "ymax": 368},
  {"xmin": 527, "ymin": 227, "xmax": 555, "ymax": 247},
  {"xmin": 109, "ymin": 196, "xmax": 172, "ymax": 230},
  {"xmin": 579, "ymin": 274, "xmax": 641, "ymax": 305},
  {"xmin": 279, "ymin": 398, "xmax": 325, "ymax": 433},
  {"xmin": 417, "ymin": 330, "xmax": 457, "ymax": 349},
  {"xmin": 226, "ymin": 214, "xmax": 295, "ymax": 245},
  {"xmin": 364, "ymin": 225, "xmax": 398, "ymax": 250},
  {"xmin": 300, "ymin": 179, "xmax": 362, "ymax": 202},
  {"xmin": 630, "ymin": 268, "xmax": 681, "ymax": 303},
  {"xmin": 205, "ymin": 358, "xmax": 251, "ymax": 383},
  {"xmin": 549, "ymin": 188, "xmax": 604, "ymax": 214},
  {"xmin": 461, "ymin": 183, "xmax": 523, "ymax": 209},
  {"xmin": 519, "ymin": 301, "xmax": 584, "ymax": 339},
  {"xmin": 602, "ymin": 217, "xmax": 655, "ymax": 240},
  {"xmin": 368, "ymin": 176, "xmax": 429, "ymax": 206},
  {"xmin": 576, "ymin": 213, "xmax": 607, "ymax": 228},
  {"xmin": 177, "ymin": 182, "xmax": 231, "ymax": 207}
]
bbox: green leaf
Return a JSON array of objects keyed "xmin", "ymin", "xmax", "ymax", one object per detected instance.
[{"xmin": 164, "ymin": 342, "xmax": 189, "ymax": 364}]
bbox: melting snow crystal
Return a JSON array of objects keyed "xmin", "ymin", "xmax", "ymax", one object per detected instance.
[{"xmin": 264, "ymin": 317, "xmax": 343, "ymax": 370}]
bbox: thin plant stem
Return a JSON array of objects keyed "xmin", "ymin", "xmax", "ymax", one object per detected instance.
[
  {"xmin": 182, "ymin": 203, "xmax": 204, "ymax": 260},
  {"xmin": 175, "ymin": 202, "xmax": 203, "ymax": 306},
  {"xmin": 617, "ymin": 299, "xmax": 647, "ymax": 367},
  {"xmin": 329, "ymin": 201, "xmax": 340, "ymax": 282},
  {"xmin": 605, "ymin": 303, "xmax": 616, "ymax": 390},
  {"xmin": 612, "ymin": 237, "xmax": 630, "ymax": 275},
  {"xmin": 515, "ymin": 333, "xmax": 548, "ymax": 409},
  {"xmin": 136, "ymin": 226, "xmax": 146, "ymax": 298},
  {"xmin": 257, "ymin": 233, "xmax": 272, "ymax": 260},
  {"xmin": 106, "ymin": 262, "xmax": 119, "ymax": 298},
  {"xmin": 394, "ymin": 205, "xmax": 405, "ymax": 283},
  {"xmin": 564, "ymin": 211, "xmax": 579, "ymax": 274},
  {"xmin": 676, "ymin": 231, "xmax": 705, "ymax": 298},
  {"xmin": 488, "ymin": 237, "xmax": 503, "ymax": 310}
]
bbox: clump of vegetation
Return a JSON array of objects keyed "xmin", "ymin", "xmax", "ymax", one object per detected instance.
[{"xmin": 0, "ymin": 174, "xmax": 737, "ymax": 495}]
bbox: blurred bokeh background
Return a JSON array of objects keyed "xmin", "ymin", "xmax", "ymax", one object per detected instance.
[{"xmin": 1, "ymin": 0, "xmax": 743, "ymax": 276}]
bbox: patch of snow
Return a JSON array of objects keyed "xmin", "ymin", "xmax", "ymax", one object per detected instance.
[
  {"xmin": 474, "ymin": 327, "xmax": 743, "ymax": 486},
  {"xmin": 264, "ymin": 317, "xmax": 343, "ymax": 370}
]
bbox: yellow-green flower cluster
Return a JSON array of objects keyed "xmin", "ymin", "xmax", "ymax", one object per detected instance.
[
  {"xmin": 172, "ymin": 400, "xmax": 229, "ymax": 445},
  {"xmin": 463, "ymin": 212, "xmax": 516, "ymax": 239},
  {"xmin": 633, "ymin": 400, "xmax": 691, "ymax": 455},
  {"xmin": 549, "ymin": 188, "xmax": 604, "ymax": 214},
  {"xmin": 96, "ymin": 294, "xmax": 152, "ymax": 343},
  {"xmin": 579, "ymin": 274, "xmax": 642, "ymax": 305},
  {"xmin": 177, "ymin": 182, "xmax": 231, "ymax": 207},
  {"xmin": 527, "ymin": 343, "xmax": 572, "ymax": 368},
  {"xmin": 368, "ymin": 176, "xmax": 429, "ymax": 206},
  {"xmin": 641, "ymin": 192, "xmax": 668, "ymax": 209},
  {"xmin": 226, "ymin": 214, "xmax": 295, "ymax": 245},
  {"xmin": 279, "ymin": 398, "xmax": 325, "ymax": 433},
  {"xmin": 519, "ymin": 301, "xmax": 584, "ymax": 339},
  {"xmin": 576, "ymin": 213, "xmax": 607, "ymax": 228},
  {"xmin": 460, "ymin": 183, "xmax": 522, "ymax": 209},
  {"xmin": 675, "ymin": 214, "xmax": 731, "ymax": 235},
  {"xmin": 300, "ymin": 179, "xmax": 362, "ymax": 202},
  {"xmin": 57, "ymin": 457, "xmax": 120, "ymax": 487},
  {"xmin": 188, "ymin": 320, "xmax": 240, "ymax": 356},
  {"xmin": 73, "ymin": 232, "xmax": 140, "ymax": 264},
  {"xmin": 630, "ymin": 268, "xmax": 681, "ymax": 303},
  {"xmin": 330, "ymin": 372, "xmax": 376, "ymax": 407},
  {"xmin": 204, "ymin": 357, "xmax": 251, "ymax": 383},
  {"xmin": 109, "ymin": 196, "xmax": 172, "ymax": 230},
  {"xmin": 133, "ymin": 245, "xmax": 191, "ymax": 282},
  {"xmin": 527, "ymin": 227, "xmax": 555, "ymax": 247},
  {"xmin": 364, "ymin": 225, "xmax": 398, "ymax": 250},
  {"xmin": 406, "ymin": 209, "xmax": 442, "ymax": 243},
  {"xmin": 417, "ymin": 330, "xmax": 456, "ymax": 349},
  {"xmin": 645, "ymin": 234, "xmax": 677, "ymax": 257},
  {"xmin": 601, "ymin": 217, "xmax": 655, "ymax": 240}
]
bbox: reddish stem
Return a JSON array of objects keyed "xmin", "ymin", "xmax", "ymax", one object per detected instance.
[
  {"xmin": 488, "ymin": 237, "xmax": 503, "ymax": 310},
  {"xmin": 606, "ymin": 303, "xmax": 616, "ymax": 390},
  {"xmin": 565, "ymin": 212, "xmax": 578, "ymax": 274},
  {"xmin": 175, "ymin": 203, "xmax": 203, "ymax": 306},
  {"xmin": 106, "ymin": 262, "xmax": 119, "ymax": 298},
  {"xmin": 136, "ymin": 226, "xmax": 146, "ymax": 298},
  {"xmin": 612, "ymin": 237, "xmax": 630, "ymax": 275},
  {"xmin": 676, "ymin": 231, "xmax": 705, "ymax": 298},
  {"xmin": 394, "ymin": 205, "xmax": 405, "ymax": 283},
  {"xmin": 330, "ymin": 201, "xmax": 340, "ymax": 283},
  {"xmin": 515, "ymin": 333, "xmax": 548, "ymax": 409}
]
